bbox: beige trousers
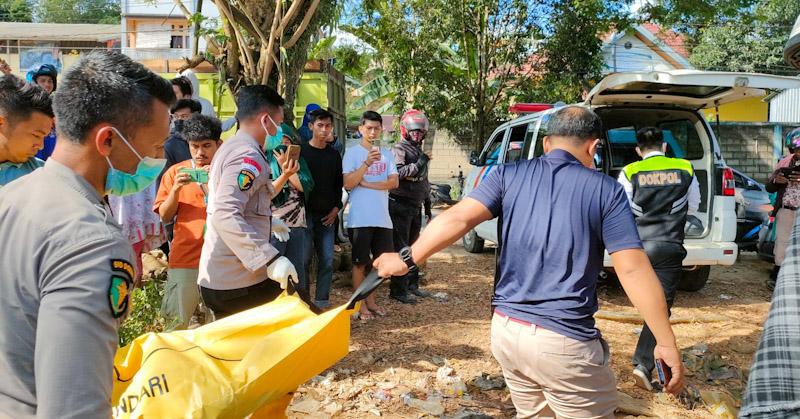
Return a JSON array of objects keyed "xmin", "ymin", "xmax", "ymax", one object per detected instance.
[
  {"xmin": 490, "ymin": 313, "xmax": 617, "ymax": 419},
  {"xmin": 775, "ymin": 208, "xmax": 797, "ymax": 266}
]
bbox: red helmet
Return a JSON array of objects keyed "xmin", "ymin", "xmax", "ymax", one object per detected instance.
[{"xmin": 400, "ymin": 109, "xmax": 429, "ymax": 141}]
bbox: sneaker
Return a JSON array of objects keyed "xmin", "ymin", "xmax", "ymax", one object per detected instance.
[
  {"xmin": 390, "ymin": 294, "xmax": 418, "ymax": 304},
  {"xmin": 410, "ymin": 288, "xmax": 433, "ymax": 298},
  {"xmin": 315, "ymin": 300, "xmax": 331, "ymax": 309},
  {"xmin": 632, "ymin": 365, "xmax": 654, "ymax": 391}
]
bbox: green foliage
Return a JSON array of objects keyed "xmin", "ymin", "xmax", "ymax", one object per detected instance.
[
  {"xmin": 689, "ymin": 0, "xmax": 800, "ymax": 75},
  {"xmin": 0, "ymin": 0, "xmax": 33, "ymax": 22},
  {"xmin": 333, "ymin": 45, "xmax": 372, "ymax": 80},
  {"xmin": 309, "ymin": 36, "xmax": 338, "ymax": 60},
  {"xmin": 118, "ymin": 279, "xmax": 171, "ymax": 347},
  {"xmin": 34, "ymin": 0, "xmax": 121, "ymax": 24},
  {"xmin": 350, "ymin": 0, "xmax": 536, "ymax": 149},
  {"xmin": 640, "ymin": 0, "xmax": 759, "ymax": 44},
  {"xmin": 517, "ymin": 0, "xmax": 630, "ymax": 104},
  {"xmin": 347, "ymin": 0, "xmax": 628, "ymax": 149}
]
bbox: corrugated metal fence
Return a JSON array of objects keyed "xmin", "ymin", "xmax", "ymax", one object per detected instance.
[{"xmin": 770, "ymin": 88, "xmax": 800, "ymax": 124}]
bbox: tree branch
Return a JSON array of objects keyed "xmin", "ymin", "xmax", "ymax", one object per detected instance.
[
  {"xmin": 262, "ymin": 0, "xmax": 283, "ymax": 84},
  {"xmin": 172, "ymin": 0, "xmax": 219, "ymax": 50},
  {"xmin": 282, "ymin": 0, "xmax": 321, "ymax": 49},
  {"xmin": 278, "ymin": 0, "xmax": 305, "ymax": 34}
]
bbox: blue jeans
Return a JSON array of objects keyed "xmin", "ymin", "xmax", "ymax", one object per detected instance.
[
  {"xmin": 307, "ymin": 212, "xmax": 335, "ymax": 304},
  {"xmin": 271, "ymin": 226, "xmax": 311, "ymax": 293}
]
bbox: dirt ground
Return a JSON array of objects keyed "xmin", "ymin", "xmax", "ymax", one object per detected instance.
[{"xmin": 287, "ymin": 245, "xmax": 774, "ymax": 419}]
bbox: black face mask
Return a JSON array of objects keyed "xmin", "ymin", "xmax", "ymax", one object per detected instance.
[{"xmin": 172, "ymin": 119, "xmax": 186, "ymax": 134}]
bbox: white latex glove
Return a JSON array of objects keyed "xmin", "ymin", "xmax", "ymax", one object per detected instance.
[
  {"xmin": 272, "ymin": 216, "xmax": 290, "ymax": 242},
  {"xmin": 266, "ymin": 256, "xmax": 299, "ymax": 289}
]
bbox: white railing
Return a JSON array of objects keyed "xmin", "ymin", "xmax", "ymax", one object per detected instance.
[{"xmin": 122, "ymin": 48, "xmax": 191, "ymax": 61}]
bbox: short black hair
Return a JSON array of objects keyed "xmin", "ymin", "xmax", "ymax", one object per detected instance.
[
  {"xmin": 360, "ymin": 110, "xmax": 382, "ymax": 125},
  {"xmin": 171, "ymin": 76, "xmax": 193, "ymax": 97},
  {"xmin": 171, "ymin": 98, "xmax": 202, "ymax": 115},
  {"xmin": 547, "ymin": 106, "xmax": 602, "ymax": 143},
  {"xmin": 183, "ymin": 114, "xmax": 222, "ymax": 142},
  {"xmin": 53, "ymin": 50, "xmax": 175, "ymax": 144},
  {"xmin": 636, "ymin": 126, "xmax": 664, "ymax": 150},
  {"xmin": 309, "ymin": 108, "xmax": 333, "ymax": 124},
  {"xmin": 0, "ymin": 75, "xmax": 53, "ymax": 125},
  {"xmin": 235, "ymin": 85, "xmax": 285, "ymax": 121}
]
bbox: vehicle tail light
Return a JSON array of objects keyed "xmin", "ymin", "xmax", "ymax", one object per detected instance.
[{"xmin": 722, "ymin": 168, "xmax": 735, "ymax": 196}]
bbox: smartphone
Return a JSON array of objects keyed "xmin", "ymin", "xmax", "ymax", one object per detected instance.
[
  {"xmin": 780, "ymin": 167, "xmax": 800, "ymax": 176},
  {"xmin": 655, "ymin": 359, "xmax": 672, "ymax": 386},
  {"xmin": 287, "ymin": 144, "xmax": 301, "ymax": 161},
  {"xmin": 179, "ymin": 167, "xmax": 209, "ymax": 184}
]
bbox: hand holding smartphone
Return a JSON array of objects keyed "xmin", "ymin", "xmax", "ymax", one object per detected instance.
[
  {"xmin": 287, "ymin": 144, "xmax": 301, "ymax": 162},
  {"xmin": 179, "ymin": 167, "xmax": 209, "ymax": 184},
  {"xmin": 656, "ymin": 358, "xmax": 672, "ymax": 387}
]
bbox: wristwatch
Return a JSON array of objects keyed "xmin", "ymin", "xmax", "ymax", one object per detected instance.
[{"xmin": 399, "ymin": 246, "xmax": 418, "ymax": 272}]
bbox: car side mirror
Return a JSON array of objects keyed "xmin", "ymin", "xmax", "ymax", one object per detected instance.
[{"xmin": 469, "ymin": 150, "xmax": 481, "ymax": 166}]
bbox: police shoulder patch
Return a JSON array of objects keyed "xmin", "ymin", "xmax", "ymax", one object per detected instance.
[
  {"xmin": 241, "ymin": 157, "xmax": 262, "ymax": 177},
  {"xmin": 238, "ymin": 169, "xmax": 256, "ymax": 191},
  {"xmin": 109, "ymin": 259, "xmax": 134, "ymax": 318}
]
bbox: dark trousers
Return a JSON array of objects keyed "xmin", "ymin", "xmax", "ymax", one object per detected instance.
[
  {"xmin": 307, "ymin": 212, "xmax": 335, "ymax": 304},
  {"xmin": 200, "ymin": 280, "xmax": 283, "ymax": 319},
  {"xmin": 388, "ymin": 198, "xmax": 422, "ymax": 297},
  {"xmin": 271, "ymin": 226, "xmax": 311, "ymax": 294},
  {"xmin": 632, "ymin": 240, "xmax": 687, "ymax": 372}
]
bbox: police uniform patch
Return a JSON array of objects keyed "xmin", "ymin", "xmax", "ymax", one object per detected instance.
[
  {"xmin": 241, "ymin": 157, "xmax": 262, "ymax": 177},
  {"xmin": 109, "ymin": 259, "xmax": 134, "ymax": 318},
  {"xmin": 238, "ymin": 170, "xmax": 256, "ymax": 191}
]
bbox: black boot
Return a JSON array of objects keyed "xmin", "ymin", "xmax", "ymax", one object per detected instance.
[
  {"xmin": 408, "ymin": 270, "xmax": 432, "ymax": 297},
  {"xmin": 390, "ymin": 275, "xmax": 417, "ymax": 304},
  {"xmin": 766, "ymin": 265, "xmax": 779, "ymax": 291}
]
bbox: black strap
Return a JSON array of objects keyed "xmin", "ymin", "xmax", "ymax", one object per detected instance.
[{"xmin": 346, "ymin": 271, "xmax": 386, "ymax": 310}]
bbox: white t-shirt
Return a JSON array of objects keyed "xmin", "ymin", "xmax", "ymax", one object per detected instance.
[{"xmin": 343, "ymin": 144, "xmax": 397, "ymax": 229}]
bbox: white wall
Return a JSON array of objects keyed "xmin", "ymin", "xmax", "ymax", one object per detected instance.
[
  {"xmin": 123, "ymin": 0, "xmax": 220, "ymax": 19},
  {"xmin": 602, "ymin": 33, "xmax": 681, "ymax": 73},
  {"xmin": 122, "ymin": 0, "xmax": 221, "ymax": 52}
]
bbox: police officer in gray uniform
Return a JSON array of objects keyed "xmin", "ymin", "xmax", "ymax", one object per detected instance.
[
  {"xmin": 197, "ymin": 85, "xmax": 299, "ymax": 318},
  {"xmin": 0, "ymin": 51, "xmax": 174, "ymax": 418}
]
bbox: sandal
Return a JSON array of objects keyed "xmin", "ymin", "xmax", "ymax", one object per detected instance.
[
  {"xmin": 353, "ymin": 310, "xmax": 375, "ymax": 323},
  {"xmin": 368, "ymin": 306, "xmax": 387, "ymax": 317}
]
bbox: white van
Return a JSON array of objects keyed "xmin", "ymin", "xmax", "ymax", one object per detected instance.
[{"xmin": 461, "ymin": 70, "xmax": 800, "ymax": 291}]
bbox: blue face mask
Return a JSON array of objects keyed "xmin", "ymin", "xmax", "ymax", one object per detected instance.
[
  {"xmin": 262, "ymin": 114, "xmax": 283, "ymax": 151},
  {"xmin": 105, "ymin": 127, "xmax": 167, "ymax": 196}
]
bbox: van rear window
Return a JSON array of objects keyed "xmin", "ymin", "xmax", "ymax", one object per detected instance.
[{"xmin": 606, "ymin": 119, "xmax": 704, "ymax": 168}]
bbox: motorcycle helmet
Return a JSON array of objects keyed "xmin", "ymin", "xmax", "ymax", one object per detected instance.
[
  {"xmin": 787, "ymin": 127, "xmax": 800, "ymax": 153},
  {"xmin": 399, "ymin": 109, "xmax": 429, "ymax": 142}
]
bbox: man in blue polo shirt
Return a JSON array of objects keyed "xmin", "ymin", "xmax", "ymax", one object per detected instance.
[{"xmin": 374, "ymin": 106, "xmax": 684, "ymax": 418}]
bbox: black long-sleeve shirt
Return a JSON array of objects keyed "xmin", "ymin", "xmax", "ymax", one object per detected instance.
[
  {"xmin": 301, "ymin": 142, "xmax": 343, "ymax": 215},
  {"xmin": 390, "ymin": 139, "xmax": 430, "ymax": 205}
]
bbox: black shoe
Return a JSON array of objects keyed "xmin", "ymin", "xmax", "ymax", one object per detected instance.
[
  {"xmin": 767, "ymin": 266, "xmax": 779, "ymax": 291},
  {"xmin": 390, "ymin": 294, "xmax": 418, "ymax": 304},
  {"xmin": 410, "ymin": 288, "xmax": 432, "ymax": 298}
]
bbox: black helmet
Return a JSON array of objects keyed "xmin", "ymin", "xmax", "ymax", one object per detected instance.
[{"xmin": 32, "ymin": 64, "xmax": 57, "ymax": 90}]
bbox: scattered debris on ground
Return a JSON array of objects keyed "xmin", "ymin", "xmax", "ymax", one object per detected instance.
[{"xmin": 286, "ymin": 248, "xmax": 772, "ymax": 418}]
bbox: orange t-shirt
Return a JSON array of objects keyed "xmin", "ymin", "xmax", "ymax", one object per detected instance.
[{"xmin": 153, "ymin": 160, "xmax": 208, "ymax": 269}]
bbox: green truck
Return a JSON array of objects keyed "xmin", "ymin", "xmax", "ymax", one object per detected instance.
[{"xmin": 167, "ymin": 60, "xmax": 346, "ymax": 140}]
